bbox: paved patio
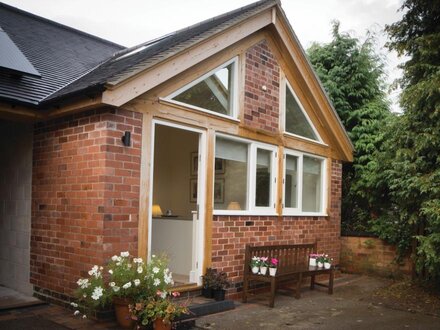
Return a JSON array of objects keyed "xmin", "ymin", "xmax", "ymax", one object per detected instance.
[{"xmin": 0, "ymin": 274, "xmax": 439, "ymax": 329}]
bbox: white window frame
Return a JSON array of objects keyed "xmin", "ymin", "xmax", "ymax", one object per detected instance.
[
  {"xmin": 164, "ymin": 57, "xmax": 239, "ymax": 121},
  {"xmin": 213, "ymin": 134, "xmax": 277, "ymax": 216},
  {"xmin": 283, "ymin": 149, "xmax": 327, "ymax": 216},
  {"xmin": 283, "ymin": 80, "xmax": 325, "ymax": 145}
]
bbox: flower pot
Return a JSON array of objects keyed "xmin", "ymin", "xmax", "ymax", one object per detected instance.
[
  {"xmin": 154, "ymin": 317, "xmax": 172, "ymax": 330},
  {"xmin": 317, "ymin": 262, "xmax": 324, "ymax": 268},
  {"xmin": 112, "ymin": 296, "xmax": 134, "ymax": 329},
  {"xmin": 269, "ymin": 267, "xmax": 277, "ymax": 276},
  {"xmin": 251, "ymin": 266, "xmax": 259, "ymax": 274},
  {"xmin": 202, "ymin": 286, "xmax": 214, "ymax": 298},
  {"xmin": 324, "ymin": 262, "xmax": 331, "ymax": 269},
  {"xmin": 213, "ymin": 289, "xmax": 226, "ymax": 301},
  {"xmin": 309, "ymin": 258, "xmax": 317, "ymax": 267},
  {"xmin": 260, "ymin": 266, "xmax": 268, "ymax": 275}
]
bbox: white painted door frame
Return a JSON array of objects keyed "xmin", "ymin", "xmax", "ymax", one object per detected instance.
[{"xmin": 148, "ymin": 119, "xmax": 206, "ymax": 285}]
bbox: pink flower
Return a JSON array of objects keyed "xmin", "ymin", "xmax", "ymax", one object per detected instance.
[
  {"xmin": 156, "ymin": 290, "xmax": 162, "ymax": 296},
  {"xmin": 172, "ymin": 291, "xmax": 180, "ymax": 297},
  {"xmin": 270, "ymin": 258, "xmax": 278, "ymax": 266}
]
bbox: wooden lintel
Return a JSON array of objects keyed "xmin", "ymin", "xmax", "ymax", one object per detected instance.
[{"xmin": 0, "ymin": 103, "xmax": 43, "ymax": 121}]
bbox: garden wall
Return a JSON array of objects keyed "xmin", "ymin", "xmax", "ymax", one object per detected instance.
[{"xmin": 340, "ymin": 236, "xmax": 411, "ymax": 277}]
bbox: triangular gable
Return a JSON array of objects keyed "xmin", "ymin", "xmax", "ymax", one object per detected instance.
[{"xmin": 95, "ymin": 0, "xmax": 353, "ymax": 161}]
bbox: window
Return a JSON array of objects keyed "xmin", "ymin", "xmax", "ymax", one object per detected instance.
[
  {"xmin": 214, "ymin": 135, "xmax": 277, "ymax": 214},
  {"xmin": 283, "ymin": 150, "xmax": 326, "ymax": 214},
  {"xmin": 167, "ymin": 58, "xmax": 237, "ymax": 118},
  {"xmin": 284, "ymin": 82, "xmax": 321, "ymax": 142}
]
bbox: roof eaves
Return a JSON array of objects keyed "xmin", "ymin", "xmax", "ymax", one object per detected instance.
[
  {"xmin": 106, "ymin": 0, "xmax": 278, "ymax": 86},
  {"xmin": 275, "ymin": 1, "xmax": 354, "ymax": 152}
]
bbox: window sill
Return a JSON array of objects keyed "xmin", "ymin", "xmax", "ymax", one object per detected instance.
[
  {"xmin": 283, "ymin": 131, "xmax": 328, "ymax": 147},
  {"xmin": 159, "ymin": 98, "xmax": 240, "ymax": 123},
  {"xmin": 282, "ymin": 211, "xmax": 328, "ymax": 217}
]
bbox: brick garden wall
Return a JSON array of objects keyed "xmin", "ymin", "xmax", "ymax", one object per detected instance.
[
  {"xmin": 31, "ymin": 108, "xmax": 142, "ymax": 303},
  {"xmin": 340, "ymin": 236, "xmax": 411, "ymax": 277},
  {"xmin": 211, "ymin": 160, "xmax": 342, "ymax": 297},
  {"xmin": 243, "ymin": 40, "xmax": 280, "ymax": 133}
]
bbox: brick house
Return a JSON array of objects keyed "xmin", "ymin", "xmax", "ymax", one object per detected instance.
[{"xmin": 0, "ymin": 0, "xmax": 353, "ymax": 303}]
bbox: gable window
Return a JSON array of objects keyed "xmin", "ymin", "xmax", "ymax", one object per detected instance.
[
  {"xmin": 283, "ymin": 149, "xmax": 326, "ymax": 215},
  {"xmin": 214, "ymin": 135, "xmax": 277, "ymax": 214},
  {"xmin": 167, "ymin": 58, "xmax": 238, "ymax": 119},
  {"xmin": 284, "ymin": 81, "xmax": 321, "ymax": 142}
]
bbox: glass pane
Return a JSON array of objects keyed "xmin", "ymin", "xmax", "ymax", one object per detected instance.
[
  {"xmin": 284, "ymin": 154, "xmax": 298, "ymax": 208},
  {"xmin": 214, "ymin": 137, "xmax": 248, "ymax": 210},
  {"xmin": 302, "ymin": 156, "xmax": 322, "ymax": 212},
  {"xmin": 285, "ymin": 85, "xmax": 318, "ymax": 140},
  {"xmin": 173, "ymin": 64, "xmax": 233, "ymax": 116},
  {"xmin": 255, "ymin": 149, "xmax": 271, "ymax": 207}
]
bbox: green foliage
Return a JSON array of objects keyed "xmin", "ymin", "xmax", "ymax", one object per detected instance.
[
  {"xmin": 307, "ymin": 22, "xmax": 391, "ymax": 233},
  {"xmin": 371, "ymin": 0, "xmax": 440, "ymax": 282}
]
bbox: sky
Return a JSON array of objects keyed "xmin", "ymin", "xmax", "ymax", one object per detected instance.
[{"xmin": 3, "ymin": 0, "xmax": 404, "ymax": 111}]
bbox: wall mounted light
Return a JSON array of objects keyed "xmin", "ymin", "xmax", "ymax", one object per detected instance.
[{"xmin": 121, "ymin": 131, "xmax": 131, "ymax": 146}]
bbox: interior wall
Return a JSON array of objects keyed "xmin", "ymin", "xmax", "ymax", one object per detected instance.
[
  {"xmin": 153, "ymin": 125, "xmax": 198, "ymax": 218},
  {"xmin": 0, "ymin": 120, "xmax": 33, "ymax": 295}
]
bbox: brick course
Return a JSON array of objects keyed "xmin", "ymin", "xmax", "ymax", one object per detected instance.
[
  {"xmin": 30, "ymin": 108, "xmax": 142, "ymax": 296},
  {"xmin": 211, "ymin": 159, "xmax": 342, "ymax": 297},
  {"xmin": 243, "ymin": 40, "xmax": 280, "ymax": 132}
]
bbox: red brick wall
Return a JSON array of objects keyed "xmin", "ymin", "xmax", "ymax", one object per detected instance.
[
  {"xmin": 211, "ymin": 159, "xmax": 342, "ymax": 296},
  {"xmin": 243, "ymin": 40, "xmax": 280, "ymax": 133},
  {"xmin": 31, "ymin": 108, "xmax": 142, "ymax": 299}
]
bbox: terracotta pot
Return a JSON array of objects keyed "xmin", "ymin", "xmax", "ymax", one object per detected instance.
[
  {"xmin": 113, "ymin": 296, "xmax": 134, "ymax": 329},
  {"xmin": 154, "ymin": 318, "xmax": 172, "ymax": 330}
]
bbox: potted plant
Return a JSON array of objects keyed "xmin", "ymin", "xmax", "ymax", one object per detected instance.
[
  {"xmin": 316, "ymin": 254, "xmax": 331, "ymax": 268},
  {"xmin": 260, "ymin": 257, "xmax": 269, "ymax": 275},
  {"xmin": 129, "ymin": 291, "xmax": 189, "ymax": 330},
  {"xmin": 250, "ymin": 256, "xmax": 261, "ymax": 274},
  {"xmin": 309, "ymin": 253, "xmax": 319, "ymax": 267},
  {"xmin": 269, "ymin": 257, "xmax": 278, "ymax": 276},
  {"xmin": 73, "ymin": 253, "xmax": 174, "ymax": 329},
  {"xmin": 201, "ymin": 268, "xmax": 217, "ymax": 298},
  {"xmin": 211, "ymin": 271, "xmax": 230, "ymax": 301}
]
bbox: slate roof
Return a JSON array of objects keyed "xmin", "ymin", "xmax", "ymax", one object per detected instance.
[
  {"xmin": 0, "ymin": 0, "xmax": 276, "ymax": 107},
  {"xmin": 0, "ymin": 2, "xmax": 123, "ymax": 106}
]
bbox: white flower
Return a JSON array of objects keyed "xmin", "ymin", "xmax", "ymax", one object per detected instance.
[
  {"xmin": 152, "ymin": 267, "xmax": 160, "ymax": 274},
  {"xmin": 82, "ymin": 315, "xmax": 87, "ymax": 319},
  {"xmin": 116, "ymin": 262, "xmax": 121, "ymax": 266},
  {"xmin": 109, "ymin": 282, "xmax": 115, "ymax": 287},
  {"xmin": 134, "ymin": 279, "xmax": 140, "ymax": 286},
  {"xmin": 164, "ymin": 273, "xmax": 173, "ymax": 285},
  {"xmin": 77, "ymin": 279, "xmax": 90, "ymax": 289},
  {"xmin": 112, "ymin": 286, "xmax": 120, "ymax": 292},
  {"xmin": 153, "ymin": 278, "xmax": 161, "ymax": 286},
  {"xmin": 120, "ymin": 251, "xmax": 129, "ymax": 257},
  {"xmin": 70, "ymin": 302, "xmax": 78, "ymax": 308},
  {"xmin": 127, "ymin": 263, "xmax": 132, "ymax": 268},
  {"xmin": 137, "ymin": 266, "xmax": 143, "ymax": 274},
  {"xmin": 91, "ymin": 286, "xmax": 103, "ymax": 300},
  {"xmin": 83, "ymin": 293, "xmax": 87, "ymax": 298},
  {"xmin": 133, "ymin": 258, "xmax": 143, "ymax": 263},
  {"xmin": 152, "ymin": 254, "xmax": 156, "ymax": 258},
  {"xmin": 111, "ymin": 255, "xmax": 119, "ymax": 261},
  {"xmin": 122, "ymin": 282, "xmax": 132, "ymax": 289},
  {"xmin": 160, "ymin": 290, "xmax": 167, "ymax": 299},
  {"xmin": 108, "ymin": 269, "xmax": 113, "ymax": 274},
  {"xmin": 73, "ymin": 310, "xmax": 80, "ymax": 316}
]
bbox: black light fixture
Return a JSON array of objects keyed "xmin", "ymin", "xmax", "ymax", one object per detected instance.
[{"xmin": 121, "ymin": 131, "xmax": 131, "ymax": 146}]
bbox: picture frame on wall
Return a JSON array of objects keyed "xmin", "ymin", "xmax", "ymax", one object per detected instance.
[
  {"xmin": 215, "ymin": 158, "xmax": 226, "ymax": 174},
  {"xmin": 190, "ymin": 152, "xmax": 198, "ymax": 176},
  {"xmin": 190, "ymin": 178, "xmax": 197, "ymax": 203},
  {"xmin": 214, "ymin": 178, "xmax": 225, "ymax": 204}
]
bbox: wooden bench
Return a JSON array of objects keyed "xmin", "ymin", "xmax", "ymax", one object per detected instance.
[{"xmin": 242, "ymin": 243, "xmax": 334, "ymax": 307}]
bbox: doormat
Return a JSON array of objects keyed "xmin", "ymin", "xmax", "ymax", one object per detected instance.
[{"xmin": 0, "ymin": 316, "xmax": 69, "ymax": 330}]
